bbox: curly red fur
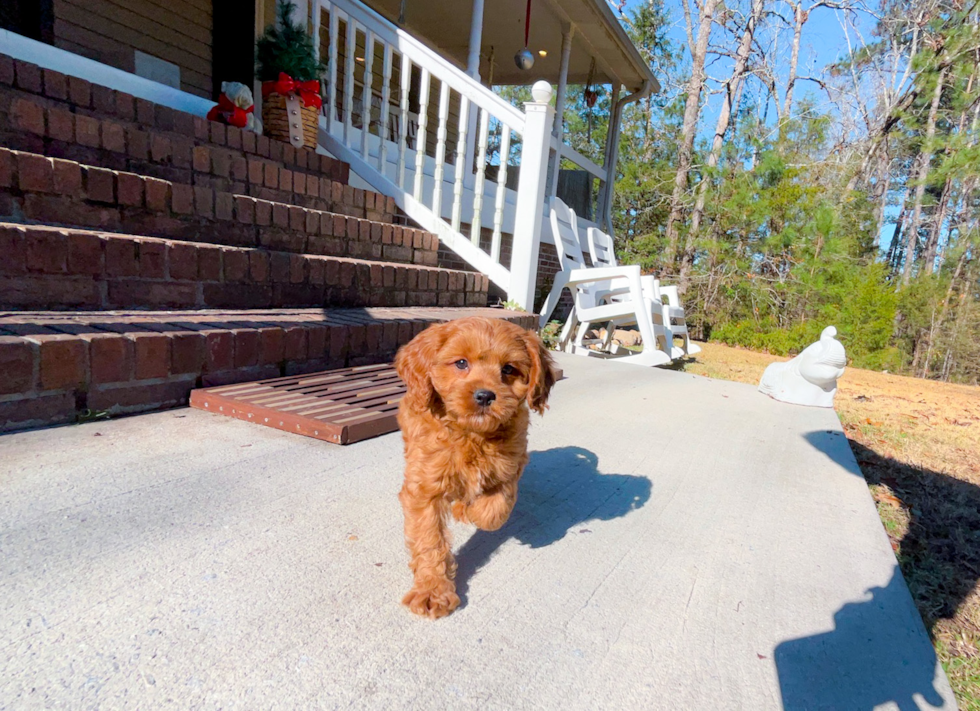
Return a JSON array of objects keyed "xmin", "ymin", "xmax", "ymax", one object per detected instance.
[{"xmin": 394, "ymin": 317, "xmax": 556, "ymax": 618}]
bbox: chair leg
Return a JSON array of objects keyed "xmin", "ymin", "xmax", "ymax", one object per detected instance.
[
  {"xmin": 602, "ymin": 323, "xmax": 615, "ymax": 350},
  {"xmin": 558, "ymin": 314, "xmax": 577, "ymax": 352},
  {"xmin": 538, "ymin": 276, "xmax": 568, "ymax": 329}
]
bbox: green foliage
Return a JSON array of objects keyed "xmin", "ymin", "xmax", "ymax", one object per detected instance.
[
  {"xmin": 539, "ymin": 321, "xmax": 563, "ymax": 350},
  {"xmin": 255, "ymin": 0, "xmax": 324, "ymax": 82},
  {"xmin": 836, "ymin": 264, "xmax": 899, "ymax": 362}
]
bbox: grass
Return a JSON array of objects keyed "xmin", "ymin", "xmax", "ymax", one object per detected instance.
[{"xmin": 682, "ymin": 341, "xmax": 980, "ymax": 709}]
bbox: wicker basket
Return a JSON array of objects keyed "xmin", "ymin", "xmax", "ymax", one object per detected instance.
[{"xmin": 262, "ymin": 92, "xmax": 319, "ymax": 149}]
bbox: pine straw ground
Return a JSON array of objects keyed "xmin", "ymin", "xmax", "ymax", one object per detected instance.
[{"xmin": 681, "ymin": 341, "xmax": 980, "ymax": 708}]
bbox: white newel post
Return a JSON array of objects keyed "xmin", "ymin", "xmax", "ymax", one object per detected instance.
[{"xmin": 510, "ymin": 81, "xmax": 554, "ymax": 313}]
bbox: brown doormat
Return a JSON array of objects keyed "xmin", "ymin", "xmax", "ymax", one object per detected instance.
[
  {"xmin": 189, "ymin": 363, "xmax": 405, "ymax": 444},
  {"xmin": 190, "ymin": 364, "xmax": 564, "ymax": 445}
]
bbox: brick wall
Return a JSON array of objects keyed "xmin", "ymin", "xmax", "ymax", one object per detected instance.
[
  {"xmin": 0, "ymin": 56, "xmax": 409, "ymax": 215},
  {"xmin": 0, "ymin": 146, "xmax": 438, "ymax": 267},
  {"xmin": 0, "ymin": 224, "xmax": 489, "ymax": 310}
]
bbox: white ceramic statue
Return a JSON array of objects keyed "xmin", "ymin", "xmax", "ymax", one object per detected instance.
[{"xmin": 758, "ymin": 326, "xmax": 847, "ymax": 408}]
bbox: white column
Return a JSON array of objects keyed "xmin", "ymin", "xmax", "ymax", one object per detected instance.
[
  {"xmin": 466, "ymin": 0, "xmax": 486, "ymax": 79},
  {"xmin": 548, "ymin": 24, "xmax": 574, "ymax": 198},
  {"xmin": 510, "ymin": 81, "xmax": 555, "ymax": 312},
  {"xmin": 599, "ymin": 83, "xmax": 622, "ymax": 230}
]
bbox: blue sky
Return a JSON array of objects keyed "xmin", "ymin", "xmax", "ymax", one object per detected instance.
[{"xmin": 623, "ymin": 0, "xmax": 878, "ymax": 132}]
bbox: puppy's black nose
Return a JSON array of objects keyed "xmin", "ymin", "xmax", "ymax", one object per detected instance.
[{"xmin": 474, "ymin": 389, "xmax": 496, "ymax": 407}]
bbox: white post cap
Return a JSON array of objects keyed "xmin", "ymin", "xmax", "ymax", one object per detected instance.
[{"xmin": 531, "ymin": 80, "xmax": 553, "ymax": 103}]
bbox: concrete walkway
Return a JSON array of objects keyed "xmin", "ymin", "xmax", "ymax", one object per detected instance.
[{"xmin": 0, "ymin": 353, "xmax": 955, "ymax": 710}]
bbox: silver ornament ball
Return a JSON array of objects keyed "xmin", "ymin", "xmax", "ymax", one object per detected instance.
[{"xmin": 514, "ymin": 48, "xmax": 535, "ymax": 71}]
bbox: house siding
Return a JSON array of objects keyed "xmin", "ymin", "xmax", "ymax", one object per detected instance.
[{"xmin": 52, "ymin": 0, "xmax": 213, "ymax": 98}]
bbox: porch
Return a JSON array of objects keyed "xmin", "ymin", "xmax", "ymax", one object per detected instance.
[{"xmin": 0, "ymin": 352, "xmax": 955, "ymax": 708}]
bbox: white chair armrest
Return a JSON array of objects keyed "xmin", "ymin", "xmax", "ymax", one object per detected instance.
[{"xmin": 566, "ymin": 265, "xmax": 642, "ymax": 286}]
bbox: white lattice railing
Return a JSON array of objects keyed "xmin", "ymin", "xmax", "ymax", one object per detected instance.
[{"xmin": 312, "ymin": 0, "xmax": 557, "ymax": 310}]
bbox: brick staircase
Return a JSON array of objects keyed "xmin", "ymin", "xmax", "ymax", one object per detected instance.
[{"xmin": 0, "ymin": 54, "xmax": 534, "ymax": 433}]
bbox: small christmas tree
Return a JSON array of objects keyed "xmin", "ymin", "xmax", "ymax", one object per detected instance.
[{"xmin": 255, "ymin": 0, "xmax": 324, "ymax": 82}]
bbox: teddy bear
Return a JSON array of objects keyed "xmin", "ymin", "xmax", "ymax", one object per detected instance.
[{"xmin": 207, "ymin": 81, "xmax": 263, "ymax": 134}]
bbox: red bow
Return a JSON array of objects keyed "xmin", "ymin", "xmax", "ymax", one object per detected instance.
[
  {"xmin": 206, "ymin": 94, "xmax": 254, "ymax": 128},
  {"xmin": 262, "ymin": 72, "xmax": 322, "ymax": 109}
]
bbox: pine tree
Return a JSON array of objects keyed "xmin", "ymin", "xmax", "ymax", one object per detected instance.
[{"xmin": 255, "ymin": 0, "xmax": 325, "ymax": 82}]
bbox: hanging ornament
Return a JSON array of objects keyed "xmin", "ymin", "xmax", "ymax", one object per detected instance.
[
  {"xmin": 583, "ymin": 58, "xmax": 599, "ymax": 108},
  {"xmin": 514, "ymin": 0, "xmax": 534, "ymax": 70},
  {"xmin": 584, "ymin": 57, "xmax": 598, "ymax": 143}
]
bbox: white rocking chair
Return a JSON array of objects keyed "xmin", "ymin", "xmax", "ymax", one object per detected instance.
[
  {"xmin": 541, "ymin": 199, "xmax": 673, "ymax": 366},
  {"xmin": 586, "ymin": 226, "xmax": 701, "ymax": 357}
]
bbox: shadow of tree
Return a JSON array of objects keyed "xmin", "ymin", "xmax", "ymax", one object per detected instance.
[
  {"xmin": 774, "ymin": 429, "xmax": 980, "ymax": 710},
  {"xmin": 453, "ymin": 446, "xmax": 651, "ymax": 605}
]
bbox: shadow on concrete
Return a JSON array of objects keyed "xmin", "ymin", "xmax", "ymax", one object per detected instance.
[
  {"xmin": 775, "ymin": 566, "xmax": 946, "ymax": 710},
  {"xmin": 453, "ymin": 446, "xmax": 651, "ymax": 605},
  {"xmin": 773, "ymin": 428, "xmax": 979, "ymax": 710}
]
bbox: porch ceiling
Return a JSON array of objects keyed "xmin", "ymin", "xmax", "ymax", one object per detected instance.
[{"xmin": 364, "ymin": 0, "xmax": 659, "ymax": 92}]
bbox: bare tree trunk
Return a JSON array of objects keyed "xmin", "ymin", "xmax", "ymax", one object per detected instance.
[
  {"xmin": 680, "ymin": 0, "xmax": 765, "ymax": 288},
  {"xmin": 922, "ymin": 176, "xmax": 952, "ymax": 273},
  {"xmin": 872, "ymin": 144, "xmax": 891, "ymax": 247},
  {"xmin": 923, "ymin": 244, "xmax": 971, "ymax": 376},
  {"xmin": 902, "ymin": 63, "xmax": 948, "ymax": 286},
  {"xmin": 924, "ymin": 67, "xmax": 976, "ymax": 273},
  {"xmin": 665, "ymin": 0, "xmax": 720, "ymax": 263},
  {"xmin": 782, "ymin": 1, "xmax": 806, "ymax": 121},
  {"xmin": 885, "ymin": 186, "xmax": 910, "ymax": 277}
]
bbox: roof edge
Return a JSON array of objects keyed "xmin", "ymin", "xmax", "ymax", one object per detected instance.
[{"xmin": 588, "ymin": 0, "xmax": 660, "ymax": 94}]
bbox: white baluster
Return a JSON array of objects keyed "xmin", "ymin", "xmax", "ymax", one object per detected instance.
[
  {"xmin": 431, "ymin": 81, "xmax": 451, "ymax": 217},
  {"xmin": 377, "ymin": 43, "xmax": 393, "ymax": 178},
  {"xmin": 312, "ymin": 2, "xmax": 322, "ymax": 61},
  {"xmin": 412, "ymin": 68, "xmax": 430, "ymax": 201},
  {"xmin": 343, "ymin": 17, "xmax": 356, "ymax": 145},
  {"xmin": 491, "ymin": 125, "xmax": 510, "ymax": 263},
  {"xmin": 360, "ymin": 30, "xmax": 374, "ymax": 160},
  {"xmin": 470, "ymin": 108, "xmax": 490, "ymax": 244},
  {"xmin": 326, "ymin": 6, "xmax": 339, "ymax": 131},
  {"xmin": 450, "ymin": 96, "xmax": 469, "ymax": 231},
  {"xmin": 396, "ymin": 53, "xmax": 411, "ymax": 190}
]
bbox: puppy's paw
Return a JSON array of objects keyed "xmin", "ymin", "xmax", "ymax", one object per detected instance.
[{"xmin": 402, "ymin": 582, "xmax": 460, "ymax": 619}]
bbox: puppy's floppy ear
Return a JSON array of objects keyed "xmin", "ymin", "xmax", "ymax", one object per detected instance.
[
  {"xmin": 521, "ymin": 329, "xmax": 557, "ymax": 415},
  {"xmin": 395, "ymin": 323, "xmax": 448, "ymax": 412}
]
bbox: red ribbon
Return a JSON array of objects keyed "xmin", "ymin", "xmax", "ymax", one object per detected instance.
[
  {"xmin": 206, "ymin": 94, "xmax": 254, "ymax": 128},
  {"xmin": 262, "ymin": 72, "xmax": 323, "ymax": 109}
]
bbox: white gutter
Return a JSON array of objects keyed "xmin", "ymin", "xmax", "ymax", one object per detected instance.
[{"xmin": 588, "ymin": 0, "xmax": 660, "ymax": 94}]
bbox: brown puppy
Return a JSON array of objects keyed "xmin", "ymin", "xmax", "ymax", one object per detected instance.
[{"xmin": 394, "ymin": 316, "xmax": 556, "ymax": 618}]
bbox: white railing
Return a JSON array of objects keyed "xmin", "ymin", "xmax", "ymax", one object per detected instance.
[
  {"xmin": 0, "ymin": 30, "xmax": 214, "ymax": 117},
  {"xmin": 313, "ymin": 0, "xmax": 554, "ymax": 309}
]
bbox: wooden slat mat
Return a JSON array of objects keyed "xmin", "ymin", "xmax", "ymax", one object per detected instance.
[{"xmin": 189, "ymin": 363, "xmax": 405, "ymax": 444}]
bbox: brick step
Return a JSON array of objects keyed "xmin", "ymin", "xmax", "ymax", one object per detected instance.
[
  {"xmin": 0, "ymin": 54, "xmax": 411, "ymax": 225},
  {"xmin": 0, "ymin": 307, "xmax": 537, "ymax": 432},
  {"xmin": 0, "ymin": 148, "xmax": 438, "ymax": 265},
  {"xmin": 0, "ymin": 222, "xmax": 488, "ymax": 311}
]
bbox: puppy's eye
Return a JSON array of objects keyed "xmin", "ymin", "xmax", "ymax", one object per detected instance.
[
  {"xmin": 501, "ymin": 364, "xmax": 516, "ymax": 376},
  {"xmin": 454, "ymin": 359, "xmax": 468, "ymax": 370}
]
